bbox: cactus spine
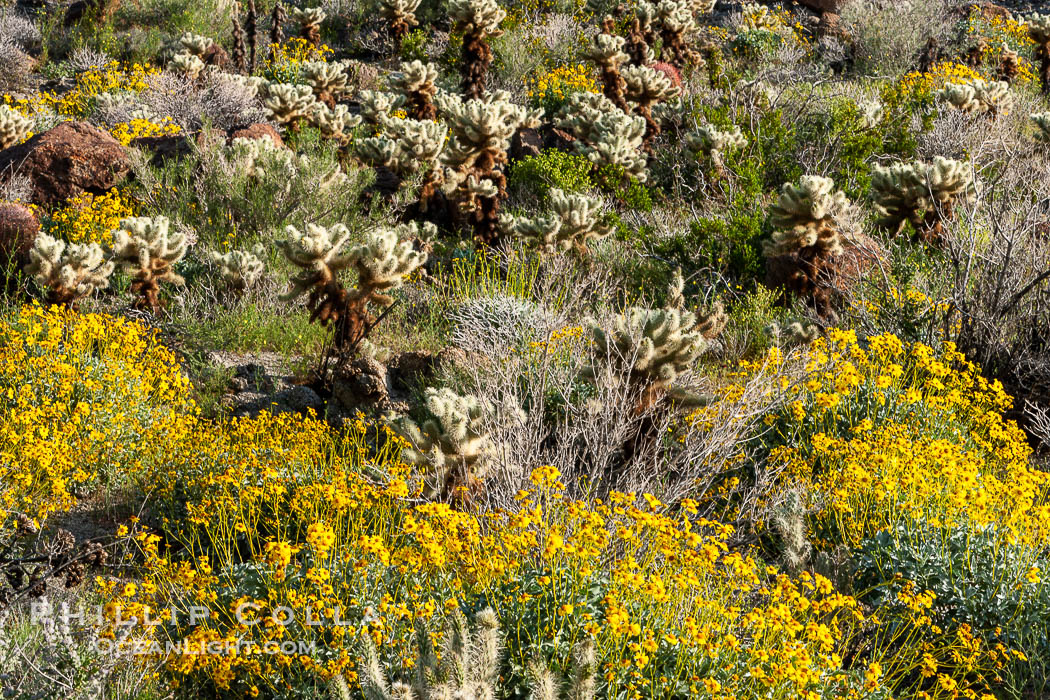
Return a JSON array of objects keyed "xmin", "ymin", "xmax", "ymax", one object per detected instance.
[
  {"xmin": 110, "ymin": 216, "xmax": 188, "ymax": 311},
  {"xmin": 25, "ymin": 233, "xmax": 115, "ymax": 309}
]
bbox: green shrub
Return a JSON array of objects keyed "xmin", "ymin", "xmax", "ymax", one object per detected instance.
[
  {"xmin": 508, "ymin": 150, "xmax": 594, "ymax": 201},
  {"xmin": 399, "ymin": 28, "xmax": 430, "ymax": 62}
]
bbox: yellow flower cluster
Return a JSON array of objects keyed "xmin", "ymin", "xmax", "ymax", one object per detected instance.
[
  {"xmin": 965, "ymin": 9, "xmax": 1038, "ymax": 84},
  {"xmin": 0, "ymin": 305, "xmax": 190, "ymax": 532},
  {"xmin": 882, "ymin": 61, "xmax": 984, "ymax": 113},
  {"xmin": 4, "ymin": 62, "xmax": 157, "ymax": 118},
  {"xmin": 107, "ymin": 117, "xmax": 182, "ymax": 147},
  {"xmin": 526, "ymin": 63, "xmax": 597, "ymax": 112},
  {"xmin": 45, "ymin": 189, "xmax": 137, "ymax": 245}
]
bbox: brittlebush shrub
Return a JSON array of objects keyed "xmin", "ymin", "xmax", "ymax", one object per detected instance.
[
  {"xmin": 716, "ymin": 329, "xmax": 1050, "ymax": 696},
  {"xmin": 0, "ymin": 304, "xmax": 190, "ymax": 532}
]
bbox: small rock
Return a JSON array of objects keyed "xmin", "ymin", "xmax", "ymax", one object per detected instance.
[
  {"xmin": 0, "ymin": 202, "xmax": 39, "ymax": 268},
  {"xmin": 228, "ymin": 123, "xmax": 285, "ymax": 148}
]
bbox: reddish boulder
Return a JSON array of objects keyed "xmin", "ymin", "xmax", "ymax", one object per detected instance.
[
  {"xmin": 0, "ymin": 122, "xmax": 130, "ymax": 209},
  {"xmin": 227, "ymin": 123, "xmax": 285, "ymax": 148},
  {"xmin": 0, "ymin": 202, "xmax": 39, "ymax": 268}
]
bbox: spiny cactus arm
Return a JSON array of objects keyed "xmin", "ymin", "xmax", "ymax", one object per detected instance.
[
  {"xmin": 567, "ymin": 640, "xmax": 598, "ymax": 700},
  {"xmin": 549, "ymin": 188, "xmax": 613, "ymax": 253},
  {"xmin": 276, "ymin": 223, "xmax": 355, "ymax": 300},
  {"xmin": 473, "ymin": 607, "xmax": 502, "ymax": 690},
  {"xmin": 0, "ymin": 105, "xmax": 33, "ymax": 150},
  {"xmin": 348, "ymin": 223, "xmax": 430, "ymax": 305},
  {"xmin": 449, "ymin": 0, "xmax": 506, "ymax": 37}
]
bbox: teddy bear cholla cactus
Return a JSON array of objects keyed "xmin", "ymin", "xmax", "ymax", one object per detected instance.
[
  {"xmin": 557, "ymin": 92, "xmax": 648, "ymax": 182},
  {"xmin": 586, "ymin": 294, "xmax": 719, "ymax": 411},
  {"xmin": 209, "ymin": 244, "xmax": 265, "ymax": 291},
  {"xmin": 686, "ymin": 123, "xmax": 747, "ymax": 178},
  {"xmin": 765, "ymin": 175, "xmax": 849, "ymax": 314},
  {"xmin": 389, "ymin": 60, "xmax": 439, "ymax": 120},
  {"xmin": 450, "ymin": 0, "xmax": 505, "ymax": 99},
  {"xmin": 378, "ymin": 0, "xmax": 422, "ymax": 47},
  {"xmin": 278, "ymin": 221, "xmax": 429, "ymax": 350},
  {"xmin": 654, "ymin": 0, "xmax": 702, "ymax": 69},
  {"xmin": 392, "ymin": 388, "xmax": 496, "ymax": 499},
  {"xmin": 311, "ymin": 103, "xmax": 362, "ymax": 145},
  {"xmin": 501, "ymin": 188, "xmax": 612, "ymax": 255},
  {"xmin": 358, "ymin": 117, "xmax": 447, "ymax": 177},
  {"xmin": 936, "ymin": 79, "xmax": 1013, "ymax": 117},
  {"xmin": 351, "ymin": 608, "xmax": 597, "ymax": 700},
  {"xmin": 111, "ymin": 216, "xmax": 188, "ymax": 311},
  {"xmin": 583, "ymin": 30, "xmax": 632, "ymax": 113},
  {"xmin": 0, "ymin": 105, "xmax": 31, "ymax": 150},
  {"xmin": 25, "ymin": 233, "xmax": 114, "ymax": 308},
  {"xmin": 302, "ymin": 60, "xmax": 350, "ymax": 107},
  {"xmin": 871, "ymin": 156, "xmax": 974, "ymax": 245},
  {"xmin": 290, "ymin": 7, "xmax": 325, "ymax": 47},
  {"xmin": 358, "ymin": 90, "xmax": 407, "ymax": 125},
  {"xmin": 262, "ymin": 82, "xmax": 319, "ymax": 128},
  {"xmin": 161, "ymin": 31, "xmax": 213, "ymax": 62},
  {"xmin": 1033, "ymin": 112, "xmax": 1050, "ymax": 142},
  {"xmin": 167, "ymin": 52, "xmax": 205, "ymax": 80},
  {"xmin": 438, "ymin": 90, "xmax": 542, "ymax": 245},
  {"xmin": 1027, "ymin": 12, "xmax": 1050, "ymax": 94},
  {"xmin": 621, "ymin": 63, "xmax": 680, "ymax": 150}
]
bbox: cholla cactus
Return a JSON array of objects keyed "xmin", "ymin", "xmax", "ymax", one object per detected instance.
[
  {"xmin": 167, "ymin": 52, "xmax": 205, "ymax": 80},
  {"xmin": 871, "ymin": 156, "xmax": 974, "ymax": 244},
  {"xmin": 110, "ymin": 216, "xmax": 188, "ymax": 311},
  {"xmin": 310, "ymin": 103, "xmax": 362, "ymax": 145},
  {"xmin": 231, "ymin": 14, "xmax": 248, "ymax": 73},
  {"xmin": 0, "ymin": 105, "xmax": 32, "ymax": 150},
  {"xmin": 654, "ymin": 0, "xmax": 701, "ymax": 69},
  {"xmin": 1033, "ymin": 112, "xmax": 1050, "ymax": 142},
  {"xmin": 389, "ymin": 60, "xmax": 439, "ymax": 120},
  {"xmin": 502, "ymin": 188, "xmax": 612, "ymax": 255},
  {"xmin": 278, "ymin": 222, "xmax": 429, "ymax": 350},
  {"xmin": 936, "ymin": 79, "xmax": 1012, "ymax": 117},
  {"xmin": 765, "ymin": 176, "xmax": 849, "ymax": 313},
  {"xmin": 586, "ymin": 304, "xmax": 712, "ymax": 409},
  {"xmin": 262, "ymin": 82, "xmax": 319, "ymax": 128},
  {"xmin": 557, "ymin": 92, "xmax": 648, "ymax": 182},
  {"xmin": 356, "ymin": 609, "xmax": 596, "ymax": 700},
  {"xmin": 584, "ymin": 28, "xmax": 631, "ymax": 112},
  {"xmin": 621, "ymin": 63, "xmax": 680, "ymax": 150},
  {"xmin": 227, "ymin": 136, "xmax": 296, "ymax": 177},
  {"xmin": 740, "ymin": 1, "xmax": 777, "ymax": 31},
  {"xmin": 161, "ymin": 31, "xmax": 212, "ymax": 62},
  {"xmin": 358, "ymin": 89, "xmax": 407, "ymax": 125},
  {"xmin": 377, "ymin": 0, "xmax": 422, "ymax": 47},
  {"xmin": 625, "ymin": 2, "xmax": 657, "ymax": 67},
  {"xmin": 450, "ymin": 0, "xmax": 506, "ymax": 99},
  {"xmin": 209, "ymin": 244, "xmax": 266, "ymax": 290},
  {"xmin": 1026, "ymin": 12, "xmax": 1050, "ymax": 94},
  {"xmin": 358, "ymin": 117, "xmax": 446, "ymax": 176},
  {"xmin": 302, "ymin": 60, "xmax": 350, "ymax": 106},
  {"xmin": 290, "ymin": 7, "xmax": 325, "ymax": 47},
  {"xmin": 439, "ymin": 90, "xmax": 541, "ymax": 244},
  {"xmin": 859, "ymin": 100, "xmax": 883, "ymax": 129},
  {"xmin": 393, "ymin": 388, "xmax": 496, "ymax": 498},
  {"xmin": 25, "ymin": 233, "xmax": 114, "ymax": 308},
  {"xmin": 686, "ymin": 123, "xmax": 747, "ymax": 178}
]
